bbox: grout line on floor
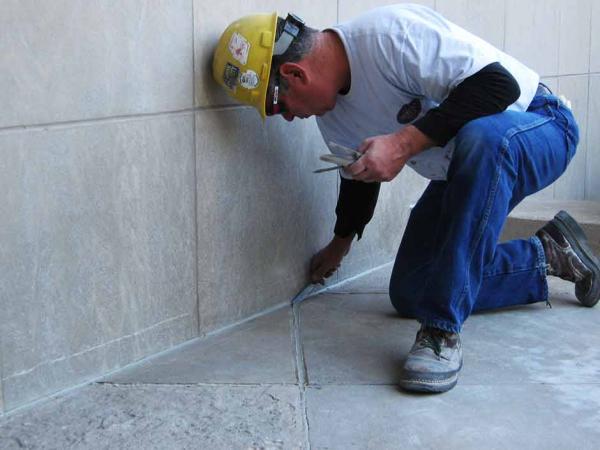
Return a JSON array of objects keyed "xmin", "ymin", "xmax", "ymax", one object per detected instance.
[
  {"xmin": 291, "ymin": 302, "xmax": 311, "ymax": 449},
  {"xmin": 292, "ymin": 304, "xmax": 308, "ymax": 387},
  {"xmin": 303, "ymin": 388, "xmax": 312, "ymax": 450},
  {"xmin": 92, "ymin": 380, "xmax": 600, "ymax": 390},
  {"xmin": 95, "ymin": 381, "xmax": 300, "ymax": 388},
  {"xmin": 326, "ymin": 290, "xmax": 388, "ymax": 295},
  {"xmin": 300, "ymin": 381, "xmax": 600, "ymax": 388}
]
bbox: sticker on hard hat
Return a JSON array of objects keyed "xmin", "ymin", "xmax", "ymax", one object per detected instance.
[
  {"xmin": 239, "ymin": 70, "xmax": 259, "ymax": 89},
  {"xmin": 228, "ymin": 32, "xmax": 251, "ymax": 66},
  {"xmin": 223, "ymin": 63, "xmax": 240, "ymax": 90}
]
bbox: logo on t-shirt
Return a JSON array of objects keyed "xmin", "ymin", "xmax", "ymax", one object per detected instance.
[{"xmin": 396, "ymin": 99, "xmax": 421, "ymax": 124}]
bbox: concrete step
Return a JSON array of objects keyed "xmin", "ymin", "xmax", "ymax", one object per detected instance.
[{"xmin": 500, "ymin": 199, "xmax": 600, "ymax": 255}]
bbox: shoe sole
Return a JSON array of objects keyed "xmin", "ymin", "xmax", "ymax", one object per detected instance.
[
  {"xmin": 553, "ymin": 210, "xmax": 600, "ymax": 307},
  {"xmin": 399, "ymin": 372, "xmax": 458, "ymax": 393},
  {"xmin": 399, "ymin": 359, "xmax": 463, "ymax": 394}
]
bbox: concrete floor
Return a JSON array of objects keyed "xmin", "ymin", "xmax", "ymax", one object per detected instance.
[{"xmin": 2, "ymin": 263, "xmax": 600, "ymax": 449}]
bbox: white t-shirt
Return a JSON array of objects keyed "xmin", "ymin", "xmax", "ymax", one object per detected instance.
[{"xmin": 316, "ymin": 4, "xmax": 540, "ymax": 180}]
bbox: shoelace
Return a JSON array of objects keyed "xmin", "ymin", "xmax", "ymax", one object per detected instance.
[{"xmin": 417, "ymin": 329, "xmax": 445, "ymax": 356}]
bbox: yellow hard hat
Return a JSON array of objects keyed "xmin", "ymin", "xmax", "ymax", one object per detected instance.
[{"xmin": 212, "ymin": 13, "xmax": 305, "ymax": 119}]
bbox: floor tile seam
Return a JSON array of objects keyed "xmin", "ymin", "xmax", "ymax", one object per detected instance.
[
  {"xmin": 300, "ymin": 387, "xmax": 312, "ymax": 450},
  {"xmin": 291, "ymin": 304, "xmax": 311, "ymax": 449},
  {"xmin": 302, "ymin": 381, "xmax": 600, "ymax": 388},
  {"xmin": 2, "ymin": 312, "xmax": 194, "ymax": 382},
  {"xmin": 326, "ymin": 291, "xmax": 388, "ymax": 295},
  {"xmin": 94, "ymin": 381, "xmax": 300, "ymax": 388},
  {"xmin": 292, "ymin": 304, "xmax": 308, "ymax": 387}
]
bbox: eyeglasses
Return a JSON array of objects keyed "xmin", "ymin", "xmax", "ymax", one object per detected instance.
[{"xmin": 266, "ymin": 72, "xmax": 287, "ymax": 116}]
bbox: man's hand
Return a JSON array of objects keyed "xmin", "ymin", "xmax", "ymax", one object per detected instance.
[
  {"xmin": 310, "ymin": 234, "xmax": 355, "ymax": 285},
  {"xmin": 346, "ymin": 125, "xmax": 434, "ymax": 182}
]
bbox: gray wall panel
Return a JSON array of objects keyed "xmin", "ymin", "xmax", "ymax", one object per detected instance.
[
  {"xmin": 591, "ymin": 0, "xmax": 600, "ymax": 73},
  {"xmin": 587, "ymin": 75, "xmax": 600, "ymax": 200},
  {"xmin": 557, "ymin": 0, "xmax": 592, "ymax": 75},
  {"xmin": 0, "ymin": 114, "xmax": 197, "ymax": 410},
  {"xmin": 436, "ymin": 0, "xmax": 506, "ymax": 50},
  {"xmin": 195, "ymin": 109, "xmax": 336, "ymax": 332},
  {"xmin": 0, "ymin": 0, "xmax": 193, "ymax": 128},
  {"xmin": 554, "ymin": 75, "xmax": 589, "ymax": 200},
  {"xmin": 505, "ymin": 0, "xmax": 560, "ymax": 77}
]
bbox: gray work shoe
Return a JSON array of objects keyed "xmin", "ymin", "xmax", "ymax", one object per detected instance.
[
  {"xmin": 536, "ymin": 210, "xmax": 600, "ymax": 307},
  {"xmin": 399, "ymin": 325, "xmax": 462, "ymax": 393}
]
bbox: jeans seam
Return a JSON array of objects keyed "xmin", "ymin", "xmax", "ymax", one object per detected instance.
[
  {"xmin": 455, "ymin": 140, "xmax": 505, "ymax": 317},
  {"xmin": 531, "ymin": 235, "xmax": 549, "ymax": 304},
  {"xmin": 454, "ymin": 112, "xmax": 555, "ymax": 323}
]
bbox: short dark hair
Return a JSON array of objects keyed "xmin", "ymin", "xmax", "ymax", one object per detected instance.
[{"xmin": 268, "ymin": 17, "xmax": 319, "ymax": 94}]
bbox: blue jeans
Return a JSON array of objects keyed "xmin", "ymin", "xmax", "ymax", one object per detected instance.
[{"xmin": 389, "ymin": 92, "xmax": 580, "ymax": 333}]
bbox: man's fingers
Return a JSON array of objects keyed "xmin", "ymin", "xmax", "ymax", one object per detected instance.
[
  {"xmin": 309, "ymin": 256, "xmax": 320, "ymax": 273},
  {"xmin": 311, "ymin": 263, "xmax": 339, "ymax": 284},
  {"xmin": 346, "ymin": 158, "xmax": 367, "ymax": 177},
  {"xmin": 357, "ymin": 137, "xmax": 374, "ymax": 154}
]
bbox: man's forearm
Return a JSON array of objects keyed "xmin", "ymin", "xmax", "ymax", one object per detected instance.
[
  {"xmin": 413, "ymin": 62, "xmax": 521, "ymax": 146},
  {"xmin": 334, "ymin": 177, "xmax": 381, "ymax": 240}
]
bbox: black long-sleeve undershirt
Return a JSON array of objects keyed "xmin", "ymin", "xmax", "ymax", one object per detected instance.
[{"xmin": 334, "ymin": 62, "xmax": 522, "ymax": 239}]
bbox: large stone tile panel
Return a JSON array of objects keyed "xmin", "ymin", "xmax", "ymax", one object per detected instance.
[
  {"xmin": 194, "ymin": 0, "xmax": 337, "ymax": 107},
  {"xmin": 592, "ymin": 0, "xmax": 600, "ymax": 73},
  {"xmin": 0, "ymin": 114, "xmax": 197, "ymax": 411},
  {"xmin": 436, "ymin": 0, "xmax": 505, "ymax": 50},
  {"xmin": 554, "ymin": 75, "xmax": 589, "ymax": 200},
  {"xmin": 505, "ymin": 0, "xmax": 560, "ymax": 77},
  {"xmin": 195, "ymin": 110, "xmax": 336, "ymax": 332},
  {"xmin": 104, "ymin": 306, "xmax": 296, "ymax": 384},
  {"xmin": 338, "ymin": 0, "xmax": 435, "ymax": 23},
  {"xmin": 300, "ymin": 293, "xmax": 419, "ymax": 385},
  {"xmin": 300, "ymin": 280, "xmax": 600, "ymax": 385},
  {"xmin": 0, "ymin": 384, "xmax": 304, "ymax": 450},
  {"xmin": 587, "ymin": 75, "xmax": 600, "ymax": 200},
  {"xmin": 0, "ymin": 0, "xmax": 193, "ymax": 128},
  {"xmin": 307, "ymin": 384, "xmax": 600, "ymax": 449},
  {"xmin": 557, "ymin": 0, "xmax": 592, "ymax": 75}
]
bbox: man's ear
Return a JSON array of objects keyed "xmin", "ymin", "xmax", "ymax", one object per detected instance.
[{"xmin": 279, "ymin": 62, "xmax": 309, "ymax": 86}]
